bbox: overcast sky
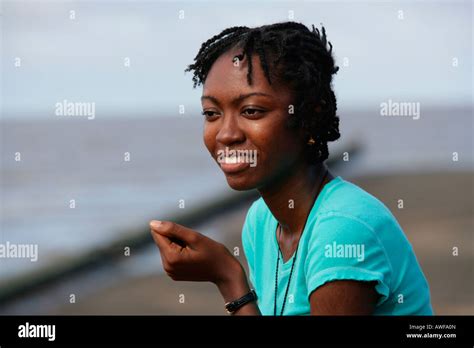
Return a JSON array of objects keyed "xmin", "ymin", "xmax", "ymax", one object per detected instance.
[{"xmin": 2, "ymin": 0, "xmax": 472, "ymax": 118}]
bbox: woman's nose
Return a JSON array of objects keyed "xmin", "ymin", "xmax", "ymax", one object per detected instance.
[{"xmin": 215, "ymin": 114, "xmax": 245, "ymax": 146}]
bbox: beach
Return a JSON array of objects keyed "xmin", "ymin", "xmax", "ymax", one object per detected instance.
[
  {"xmin": 0, "ymin": 108, "xmax": 472, "ymax": 315},
  {"xmin": 2, "ymin": 107, "xmax": 471, "ymax": 283},
  {"xmin": 43, "ymin": 171, "xmax": 473, "ymax": 315}
]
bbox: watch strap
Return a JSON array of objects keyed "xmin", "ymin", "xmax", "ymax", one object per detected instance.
[{"xmin": 225, "ymin": 289, "xmax": 257, "ymax": 314}]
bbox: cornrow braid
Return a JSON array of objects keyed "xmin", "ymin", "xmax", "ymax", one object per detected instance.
[
  {"xmin": 185, "ymin": 21, "xmax": 341, "ymax": 163},
  {"xmin": 185, "ymin": 26, "xmax": 250, "ymax": 88}
]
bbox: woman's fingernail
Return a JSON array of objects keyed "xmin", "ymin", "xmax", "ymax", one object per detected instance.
[{"xmin": 150, "ymin": 220, "xmax": 162, "ymax": 229}]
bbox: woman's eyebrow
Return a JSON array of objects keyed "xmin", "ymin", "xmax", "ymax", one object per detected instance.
[{"xmin": 201, "ymin": 92, "xmax": 272, "ymax": 106}]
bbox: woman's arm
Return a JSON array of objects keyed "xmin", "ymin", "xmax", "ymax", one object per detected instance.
[
  {"xmin": 150, "ymin": 220, "xmax": 377, "ymax": 315},
  {"xmin": 215, "ymin": 260, "xmax": 261, "ymax": 315},
  {"xmin": 150, "ymin": 220, "xmax": 261, "ymax": 315},
  {"xmin": 309, "ymin": 280, "xmax": 379, "ymax": 315}
]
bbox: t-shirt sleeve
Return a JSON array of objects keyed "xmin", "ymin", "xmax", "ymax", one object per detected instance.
[
  {"xmin": 304, "ymin": 212, "xmax": 392, "ymax": 305},
  {"xmin": 241, "ymin": 201, "xmax": 257, "ymax": 288}
]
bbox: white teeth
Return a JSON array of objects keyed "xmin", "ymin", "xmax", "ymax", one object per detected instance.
[{"xmin": 224, "ymin": 157, "xmax": 238, "ymax": 164}]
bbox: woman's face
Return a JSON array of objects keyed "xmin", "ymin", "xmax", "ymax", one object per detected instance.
[{"xmin": 202, "ymin": 48, "xmax": 305, "ymax": 191}]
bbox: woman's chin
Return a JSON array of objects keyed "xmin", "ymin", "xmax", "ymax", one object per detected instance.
[{"xmin": 225, "ymin": 176, "xmax": 257, "ymax": 191}]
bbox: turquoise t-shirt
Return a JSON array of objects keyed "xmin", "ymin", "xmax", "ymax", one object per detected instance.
[{"xmin": 241, "ymin": 176, "xmax": 433, "ymax": 315}]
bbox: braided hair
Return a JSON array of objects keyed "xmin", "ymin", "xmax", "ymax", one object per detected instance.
[{"xmin": 185, "ymin": 21, "xmax": 341, "ymax": 163}]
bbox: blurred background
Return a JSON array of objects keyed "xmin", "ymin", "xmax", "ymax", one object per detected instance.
[{"xmin": 0, "ymin": 0, "xmax": 472, "ymax": 315}]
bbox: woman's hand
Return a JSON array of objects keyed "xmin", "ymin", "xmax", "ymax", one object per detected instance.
[
  {"xmin": 150, "ymin": 220, "xmax": 261, "ymax": 315},
  {"xmin": 149, "ymin": 220, "xmax": 242, "ymax": 285}
]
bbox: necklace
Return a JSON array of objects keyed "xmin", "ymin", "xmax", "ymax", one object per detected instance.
[{"xmin": 273, "ymin": 169, "xmax": 329, "ymax": 315}]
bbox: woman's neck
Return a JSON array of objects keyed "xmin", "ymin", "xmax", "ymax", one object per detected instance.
[{"xmin": 258, "ymin": 162, "xmax": 332, "ymax": 236}]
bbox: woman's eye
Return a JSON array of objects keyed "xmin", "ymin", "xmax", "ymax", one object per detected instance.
[
  {"xmin": 242, "ymin": 108, "xmax": 264, "ymax": 117},
  {"xmin": 201, "ymin": 110, "xmax": 219, "ymax": 119}
]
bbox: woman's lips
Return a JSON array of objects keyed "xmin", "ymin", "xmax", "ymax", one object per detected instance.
[{"xmin": 219, "ymin": 161, "xmax": 250, "ymax": 174}]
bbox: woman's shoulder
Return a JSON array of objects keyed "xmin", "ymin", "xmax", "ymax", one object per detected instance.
[
  {"xmin": 309, "ymin": 176, "xmax": 411, "ymax": 261},
  {"xmin": 316, "ymin": 176, "xmax": 400, "ymax": 229}
]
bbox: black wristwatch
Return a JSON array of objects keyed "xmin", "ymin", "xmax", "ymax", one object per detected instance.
[{"xmin": 225, "ymin": 289, "xmax": 257, "ymax": 314}]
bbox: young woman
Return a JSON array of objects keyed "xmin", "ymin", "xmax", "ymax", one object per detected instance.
[{"xmin": 150, "ymin": 22, "xmax": 433, "ymax": 315}]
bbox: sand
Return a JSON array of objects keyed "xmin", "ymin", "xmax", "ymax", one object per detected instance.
[{"xmin": 51, "ymin": 171, "xmax": 473, "ymax": 315}]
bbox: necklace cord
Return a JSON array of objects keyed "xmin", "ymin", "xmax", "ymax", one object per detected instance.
[{"xmin": 273, "ymin": 169, "xmax": 329, "ymax": 315}]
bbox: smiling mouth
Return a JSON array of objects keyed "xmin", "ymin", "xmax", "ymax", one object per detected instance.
[{"xmin": 219, "ymin": 159, "xmax": 250, "ymax": 174}]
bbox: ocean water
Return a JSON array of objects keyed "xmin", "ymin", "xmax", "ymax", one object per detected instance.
[
  {"xmin": 0, "ymin": 106, "xmax": 472, "ymax": 284},
  {"xmin": 0, "ymin": 115, "xmax": 231, "ymax": 283}
]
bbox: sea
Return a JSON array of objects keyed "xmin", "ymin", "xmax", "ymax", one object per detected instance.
[{"xmin": 0, "ymin": 106, "xmax": 472, "ymax": 285}]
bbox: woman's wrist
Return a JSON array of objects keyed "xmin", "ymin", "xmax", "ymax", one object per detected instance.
[
  {"xmin": 213, "ymin": 255, "xmax": 261, "ymax": 315},
  {"xmin": 215, "ymin": 257, "xmax": 250, "ymax": 303}
]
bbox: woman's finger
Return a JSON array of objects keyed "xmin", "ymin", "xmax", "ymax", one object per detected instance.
[
  {"xmin": 150, "ymin": 220, "xmax": 200, "ymax": 247},
  {"xmin": 150, "ymin": 229, "xmax": 169, "ymax": 250},
  {"xmin": 151, "ymin": 228, "xmax": 183, "ymax": 254}
]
